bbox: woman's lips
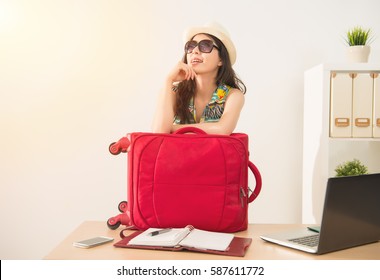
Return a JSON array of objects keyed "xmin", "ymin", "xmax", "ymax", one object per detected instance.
[{"xmin": 191, "ymin": 58, "xmax": 203, "ymax": 65}]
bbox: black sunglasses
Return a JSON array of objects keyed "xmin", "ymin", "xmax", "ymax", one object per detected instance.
[{"xmin": 184, "ymin": 39, "xmax": 219, "ymax": 54}]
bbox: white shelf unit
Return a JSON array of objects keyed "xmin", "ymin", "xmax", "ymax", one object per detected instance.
[{"xmin": 302, "ymin": 63, "xmax": 380, "ymax": 224}]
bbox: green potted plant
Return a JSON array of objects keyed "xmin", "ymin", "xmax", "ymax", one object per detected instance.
[
  {"xmin": 345, "ymin": 26, "xmax": 373, "ymax": 63},
  {"xmin": 334, "ymin": 159, "xmax": 369, "ymax": 177}
]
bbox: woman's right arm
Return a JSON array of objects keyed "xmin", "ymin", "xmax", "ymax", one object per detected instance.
[
  {"xmin": 151, "ymin": 79, "xmax": 176, "ymax": 133},
  {"xmin": 151, "ymin": 62, "xmax": 196, "ymax": 133}
]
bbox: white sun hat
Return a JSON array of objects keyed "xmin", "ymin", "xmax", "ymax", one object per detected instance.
[{"xmin": 183, "ymin": 21, "xmax": 237, "ymax": 65}]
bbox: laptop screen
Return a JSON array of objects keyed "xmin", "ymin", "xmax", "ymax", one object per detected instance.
[{"xmin": 317, "ymin": 173, "xmax": 380, "ymax": 254}]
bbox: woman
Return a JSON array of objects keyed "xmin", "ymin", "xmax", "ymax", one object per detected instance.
[{"xmin": 152, "ymin": 22, "xmax": 246, "ymax": 135}]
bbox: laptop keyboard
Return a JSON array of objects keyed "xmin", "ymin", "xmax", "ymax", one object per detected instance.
[{"xmin": 289, "ymin": 234, "xmax": 320, "ymax": 247}]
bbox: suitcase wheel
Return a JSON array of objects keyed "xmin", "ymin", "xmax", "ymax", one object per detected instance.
[
  {"xmin": 109, "ymin": 142, "xmax": 121, "ymax": 155},
  {"xmin": 107, "ymin": 217, "xmax": 121, "ymax": 230},
  {"xmin": 118, "ymin": 201, "xmax": 128, "ymax": 213},
  {"xmin": 109, "ymin": 137, "xmax": 130, "ymax": 155}
]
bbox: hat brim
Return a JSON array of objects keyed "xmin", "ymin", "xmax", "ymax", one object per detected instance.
[{"xmin": 183, "ymin": 26, "xmax": 236, "ymax": 65}]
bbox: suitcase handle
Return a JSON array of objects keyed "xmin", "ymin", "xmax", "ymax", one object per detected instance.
[
  {"xmin": 173, "ymin": 127, "xmax": 207, "ymax": 135},
  {"xmin": 248, "ymin": 161, "xmax": 262, "ymax": 203}
]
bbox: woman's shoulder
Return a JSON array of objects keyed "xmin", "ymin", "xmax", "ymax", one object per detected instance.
[
  {"xmin": 212, "ymin": 84, "xmax": 244, "ymax": 104},
  {"xmin": 215, "ymin": 84, "xmax": 241, "ymax": 96},
  {"xmin": 224, "ymin": 87, "xmax": 245, "ymax": 109},
  {"xmin": 226, "ymin": 86, "xmax": 244, "ymax": 99}
]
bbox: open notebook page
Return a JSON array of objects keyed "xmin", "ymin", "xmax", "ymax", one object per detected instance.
[
  {"xmin": 179, "ymin": 229, "xmax": 234, "ymax": 251},
  {"xmin": 127, "ymin": 227, "xmax": 191, "ymax": 247}
]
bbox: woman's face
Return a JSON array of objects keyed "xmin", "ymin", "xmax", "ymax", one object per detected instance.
[{"xmin": 186, "ymin": 34, "xmax": 222, "ymax": 75}]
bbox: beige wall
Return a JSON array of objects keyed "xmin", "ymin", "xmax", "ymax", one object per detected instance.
[{"xmin": 1, "ymin": 0, "xmax": 379, "ymax": 259}]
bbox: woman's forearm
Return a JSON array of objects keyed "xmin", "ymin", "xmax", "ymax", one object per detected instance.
[
  {"xmin": 151, "ymin": 80, "xmax": 176, "ymax": 133},
  {"xmin": 152, "ymin": 62, "xmax": 197, "ymax": 133}
]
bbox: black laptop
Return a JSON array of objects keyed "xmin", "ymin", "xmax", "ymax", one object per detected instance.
[{"xmin": 260, "ymin": 173, "xmax": 380, "ymax": 254}]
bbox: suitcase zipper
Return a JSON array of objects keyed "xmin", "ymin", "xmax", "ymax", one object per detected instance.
[{"xmin": 240, "ymin": 187, "xmax": 247, "ymax": 208}]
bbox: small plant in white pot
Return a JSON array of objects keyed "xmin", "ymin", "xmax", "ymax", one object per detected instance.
[{"xmin": 345, "ymin": 26, "xmax": 373, "ymax": 63}]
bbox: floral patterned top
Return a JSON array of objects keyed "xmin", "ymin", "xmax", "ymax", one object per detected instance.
[{"xmin": 173, "ymin": 84, "xmax": 231, "ymax": 124}]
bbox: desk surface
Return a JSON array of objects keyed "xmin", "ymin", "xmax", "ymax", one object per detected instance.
[{"xmin": 44, "ymin": 221, "xmax": 380, "ymax": 260}]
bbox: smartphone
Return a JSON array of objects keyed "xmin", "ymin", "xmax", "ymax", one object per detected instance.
[{"xmin": 73, "ymin": 236, "xmax": 114, "ymax": 248}]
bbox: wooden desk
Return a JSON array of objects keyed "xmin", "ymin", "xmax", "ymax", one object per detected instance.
[{"xmin": 44, "ymin": 221, "xmax": 380, "ymax": 260}]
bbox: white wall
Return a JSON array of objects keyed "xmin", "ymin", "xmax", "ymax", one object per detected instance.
[{"xmin": 1, "ymin": 0, "xmax": 379, "ymax": 259}]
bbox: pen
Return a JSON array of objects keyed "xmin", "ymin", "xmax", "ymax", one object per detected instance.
[{"xmin": 150, "ymin": 229, "xmax": 171, "ymax": 236}]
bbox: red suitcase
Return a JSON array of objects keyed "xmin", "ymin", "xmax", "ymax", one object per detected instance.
[{"xmin": 107, "ymin": 127, "xmax": 262, "ymax": 232}]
